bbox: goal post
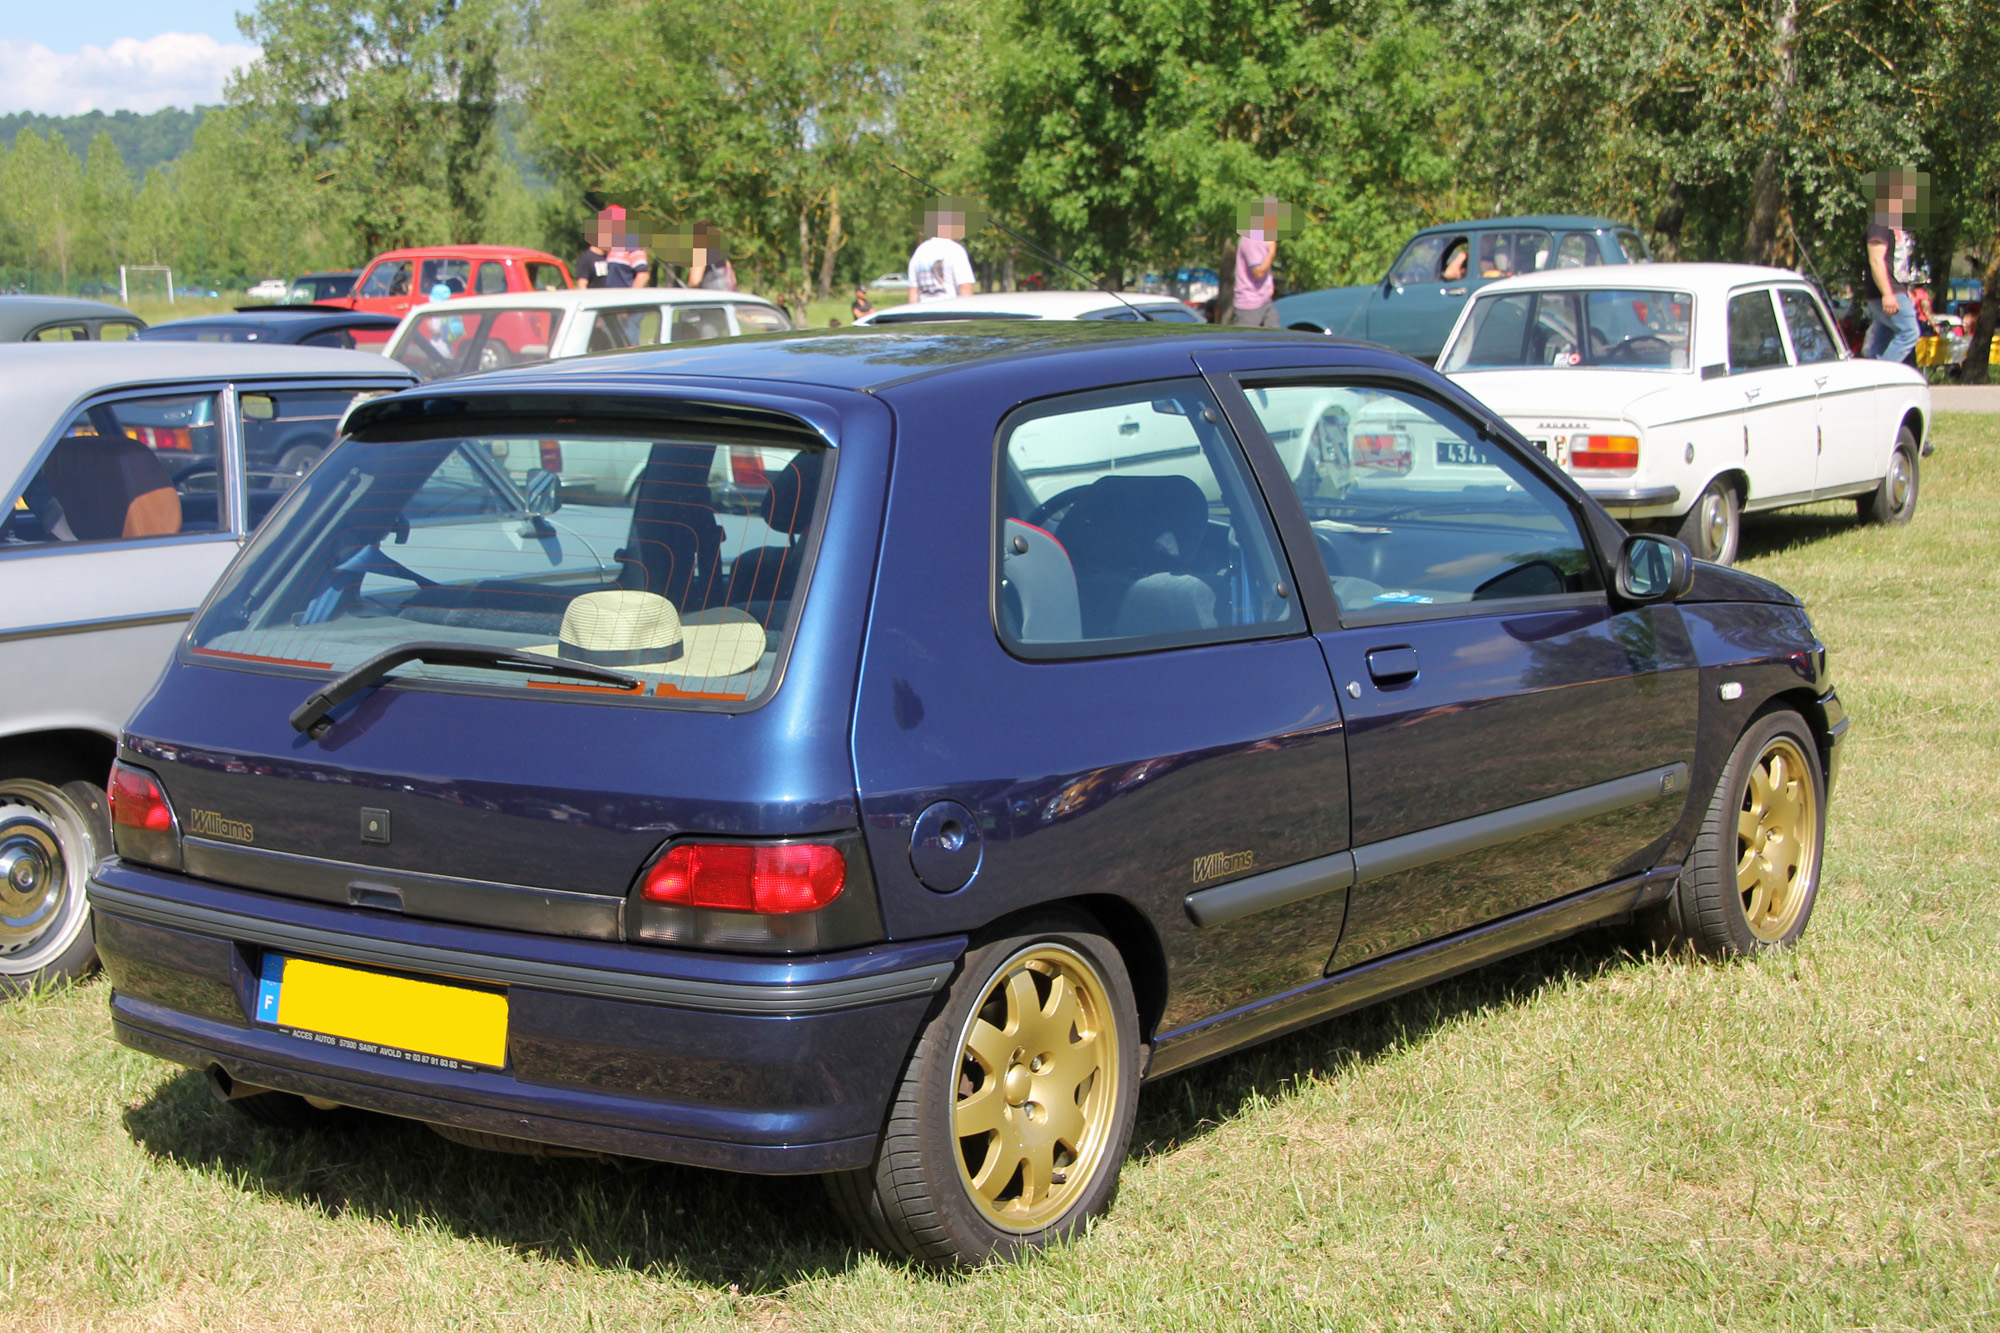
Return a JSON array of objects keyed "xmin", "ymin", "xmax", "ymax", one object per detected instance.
[{"xmin": 120, "ymin": 265, "xmax": 174, "ymax": 304}]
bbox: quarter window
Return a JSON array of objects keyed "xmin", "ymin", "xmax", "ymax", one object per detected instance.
[
  {"xmin": 1239, "ymin": 383, "xmax": 1602, "ymax": 622},
  {"xmin": 526, "ymin": 262, "xmax": 569, "ymax": 291},
  {"xmin": 1728, "ymin": 291, "xmax": 1788, "ymax": 372},
  {"xmin": 475, "ymin": 261, "xmax": 508, "ymax": 295},
  {"xmin": 3, "ymin": 393, "xmax": 224, "ymax": 546},
  {"xmin": 1778, "ymin": 289, "xmax": 1841, "ymax": 365},
  {"xmin": 1553, "ymin": 234, "xmax": 1601, "ymax": 269},
  {"xmin": 1476, "ymin": 230, "xmax": 1554, "ymax": 278},
  {"xmin": 996, "ymin": 380, "xmax": 1297, "ymax": 656},
  {"xmin": 733, "ymin": 304, "xmax": 792, "ymax": 334},
  {"xmin": 30, "ymin": 323, "xmax": 89, "ymax": 342},
  {"xmin": 670, "ymin": 306, "xmax": 731, "ymax": 342}
]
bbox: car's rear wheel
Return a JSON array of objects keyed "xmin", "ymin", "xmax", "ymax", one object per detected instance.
[
  {"xmin": 827, "ymin": 913, "xmax": 1140, "ymax": 1267},
  {"xmin": 0, "ymin": 778, "xmax": 107, "ymax": 997},
  {"xmin": 1645, "ymin": 710, "xmax": 1825, "ymax": 956},
  {"xmin": 1858, "ymin": 428, "xmax": 1920, "ymax": 525},
  {"xmin": 1677, "ymin": 478, "xmax": 1740, "ymax": 565}
]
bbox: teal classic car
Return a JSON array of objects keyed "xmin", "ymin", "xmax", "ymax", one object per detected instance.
[{"xmin": 1273, "ymin": 216, "xmax": 1650, "ymax": 363}]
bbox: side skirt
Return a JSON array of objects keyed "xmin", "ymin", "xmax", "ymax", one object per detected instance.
[{"xmin": 1145, "ymin": 865, "xmax": 1680, "ymax": 1079}]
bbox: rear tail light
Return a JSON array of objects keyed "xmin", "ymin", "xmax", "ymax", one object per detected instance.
[
  {"xmin": 1352, "ymin": 432, "xmax": 1413, "ymax": 475},
  {"xmin": 1571, "ymin": 434, "xmax": 1640, "ymax": 470},
  {"xmin": 729, "ymin": 448, "xmax": 771, "ymax": 488},
  {"xmin": 641, "ymin": 842, "xmax": 845, "ymax": 914},
  {"xmin": 539, "ymin": 439, "xmax": 563, "ymax": 472},
  {"xmin": 108, "ymin": 761, "xmax": 181, "ymax": 869}
]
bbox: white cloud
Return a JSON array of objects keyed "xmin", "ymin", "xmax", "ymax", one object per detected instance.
[{"xmin": 0, "ymin": 33, "xmax": 258, "ymax": 116}]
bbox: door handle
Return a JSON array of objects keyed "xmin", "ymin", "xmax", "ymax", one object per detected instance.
[
  {"xmin": 1365, "ymin": 646, "xmax": 1420, "ymax": 686},
  {"xmin": 1813, "ymin": 376, "xmax": 1830, "ymax": 389},
  {"xmin": 1743, "ymin": 387, "xmax": 1763, "ymax": 402},
  {"xmin": 1441, "ymin": 287, "xmax": 1466, "ymax": 296}
]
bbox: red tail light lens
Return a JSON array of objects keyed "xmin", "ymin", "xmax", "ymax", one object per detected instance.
[
  {"xmin": 1572, "ymin": 434, "xmax": 1640, "ymax": 470},
  {"xmin": 642, "ymin": 842, "xmax": 845, "ymax": 914},
  {"xmin": 538, "ymin": 439, "xmax": 563, "ymax": 472},
  {"xmin": 108, "ymin": 761, "xmax": 181, "ymax": 870},
  {"xmin": 1352, "ymin": 432, "xmax": 1413, "ymax": 475},
  {"xmin": 110, "ymin": 763, "xmax": 173, "ymax": 832}
]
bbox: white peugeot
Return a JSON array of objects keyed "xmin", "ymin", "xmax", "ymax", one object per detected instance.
[{"xmin": 1437, "ymin": 263, "xmax": 1930, "ymax": 563}]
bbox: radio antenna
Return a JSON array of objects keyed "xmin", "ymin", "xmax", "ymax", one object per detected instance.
[{"xmin": 885, "ymin": 158, "xmax": 1158, "ymax": 321}]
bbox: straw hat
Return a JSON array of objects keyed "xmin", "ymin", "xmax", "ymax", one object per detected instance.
[{"xmin": 525, "ymin": 590, "xmax": 766, "ymax": 680}]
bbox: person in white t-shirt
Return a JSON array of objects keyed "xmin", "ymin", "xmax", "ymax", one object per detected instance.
[{"xmin": 908, "ymin": 205, "xmax": 978, "ymax": 303}]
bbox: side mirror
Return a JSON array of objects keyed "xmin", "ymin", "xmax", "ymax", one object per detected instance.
[
  {"xmin": 1616, "ymin": 533, "xmax": 1694, "ymax": 602},
  {"xmin": 524, "ymin": 466, "xmax": 562, "ymax": 516}
]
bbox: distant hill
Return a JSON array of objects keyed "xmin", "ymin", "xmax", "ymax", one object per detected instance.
[{"xmin": 0, "ymin": 107, "xmax": 213, "ymax": 177}]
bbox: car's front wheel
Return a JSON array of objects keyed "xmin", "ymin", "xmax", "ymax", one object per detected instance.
[
  {"xmin": 1858, "ymin": 428, "xmax": 1920, "ymax": 525},
  {"xmin": 1677, "ymin": 478, "xmax": 1741, "ymax": 564},
  {"xmin": 0, "ymin": 777, "xmax": 107, "ymax": 996},
  {"xmin": 828, "ymin": 913, "xmax": 1140, "ymax": 1267},
  {"xmin": 1645, "ymin": 710, "xmax": 1825, "ymax": 956}
]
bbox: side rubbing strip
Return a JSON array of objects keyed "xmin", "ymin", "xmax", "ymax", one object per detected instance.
[
  {"xmin": 1186, "ymin": 852, "xmax": 1357, "ymax": 928},
  {"xmin": 1353, "ymin": 762, "xmax": 1692, "ymax": 884}
]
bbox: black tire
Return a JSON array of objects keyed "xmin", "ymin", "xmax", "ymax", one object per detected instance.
[
  {"xmin": 826, "ymin": 911, "xmax": 1141, "ymax": 1268},
  {"xmin": 275, "ymin": 442, "xmax": 324, "ymax": 482},
  {"xmin": 1676, "ymin": 478, "xmax": 1741, "ymax": 565},
  {"xmin": 0, "ymin": 777, "xmax": 108, "ymax": 996},
  {"xmin": 227, "ymin": 1090, "xmax": 353, "ymax": 1129},
  {"xmin": 1858, "ymin": 428, "xmax": 1920, "ymax": 525},
  {"xmin": 1644, "ymin": 710, "xmax": 1825, "ymax": 957}
]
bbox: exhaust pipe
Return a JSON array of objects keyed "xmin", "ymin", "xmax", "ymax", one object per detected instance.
[{"xmin": 206, "ymin": 1064, "xmax": 276, "ymax": 1102}]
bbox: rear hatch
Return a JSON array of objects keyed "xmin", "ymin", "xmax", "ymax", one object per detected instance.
[{"xmin": 122, "ymin": 386, "xmax": 885, "ymax": 942}]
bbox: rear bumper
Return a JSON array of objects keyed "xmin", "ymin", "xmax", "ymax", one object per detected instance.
[
  {"xmin": 92, "ymin": 863, "xmax": 964, "ymax": 1174},
  {"xmin": 1582, "ymin": 484, "xmax": 1681, "ymax": 518}
]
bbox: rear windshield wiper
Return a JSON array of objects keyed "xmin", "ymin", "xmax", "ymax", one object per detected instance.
[{"xmin": 290, "ymin": 641, "xmax": 640, "ymax": 738}]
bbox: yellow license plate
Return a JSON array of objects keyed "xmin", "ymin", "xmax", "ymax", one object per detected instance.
[{"xmin": 264, "ymin": 956, "xmax": 508, "ymax": 1068}]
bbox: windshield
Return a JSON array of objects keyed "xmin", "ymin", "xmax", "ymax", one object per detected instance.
[
  {"xmin": 189, "ymin": 426, "xmax": 828, "ymax": 709},
  {"xmin": 389, "ymin": 307, "xmax": 562, "ymax": 380},
  {"xmin": 1442, "ymin": 288, "xmax": 1693, "ymax": 372}
]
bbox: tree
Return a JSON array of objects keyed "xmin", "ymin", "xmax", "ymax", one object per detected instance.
[
  {"xmin": 0, "ymin": 130, "xmax": 85, "ymax": 289},
  {"xmin": 79, "ymin": 134, "xmax": 135, "ymax": 277}
]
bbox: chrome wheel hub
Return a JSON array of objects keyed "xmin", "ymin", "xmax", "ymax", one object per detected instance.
[{"xmin": 0, "ymin": 804, "xmax": 66, "ymax": 953}]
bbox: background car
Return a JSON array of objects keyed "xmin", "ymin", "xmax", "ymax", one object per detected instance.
[
  {"xmin": 0, "ymin": 342, "xmax": 416, "ymax": 994},
  {"xmin": 330, "ymin": 245, "xmax": 574, "ymax": 320},
  {"xmin": 1275, "ymin": 215, "xmax": 1650, "ymax": 361},
  {"xmin": 137, "ymin": 307, "xmax": 402, "ymax": 351},
  {"xmin": 854, "ymin": 289, "xmax": 1205, "ymax": 324},
  {"xmin": 91, "ymin": 323, "xmax": 1839, "ymax": 1270},
  {"xmin": 0, "ymin": 296, "xmax": 146, "ymax": 342},
  {"xmin": 286, "ymin": 270, "xmax": 360, "ymax": 304},
  {"xmin": 869, "ymin": 271, "xmax": 911, "ymax": 290},
  {"xmin": 1437, "ymin": 262, "xmax": 1930, "ymax": 564},
  {"xmin": 246, "ymin": 279, "xmax": 290, "ymax": 302},
  {"xmin": 383, "ymin": 285, "xmax": 792, "ymax": 383}
]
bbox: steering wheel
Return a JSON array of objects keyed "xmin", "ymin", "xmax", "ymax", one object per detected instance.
[
  {"xmin": 1026, "ymin": 483, "xmax": 1096, "ymax": 531},
  {"xmin": 1312, "ymin": 528, "xmax": 1345, "ymax": 578},
  {"xmin": 170, "ymin": 460, "xmax": 218, "ymax": 493},
  {"xmin": 1600, "ymin": 335, "xmax": 1671, "ymax": 365}
]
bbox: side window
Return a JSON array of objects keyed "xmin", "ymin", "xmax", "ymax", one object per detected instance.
[
  {"xmin": 669, "ymin": 305, "xmax": 731, "ymax": 342},
  {"xmin": 1553, "ymin": 234, "xmax": 1600, "ymax": 269},
  {"xmin": 419, "ymin": 258, "xmax": 472, "ymax": 298},
  {"xmin": 526, "ymin": 262, "xmax": 569, "ymax": 291},
  {"xmin": 588, "ymin": 307, "xmax": 663, "ymax": 352},
  {"xmin": 1478, "ymin": 230, "xmax": 1552, "ymax": 278},
  {"xmin": 996, "ymin": 379, "xmax": 1298, "ymax": 656},
  {"xmin": 30, "ymin": 323, "xmax": 89, "ymax": 342},
  {"xmin": 1239, "ymin": 383, "xmax": 1603, "ymax": 621},
  {"xmin": 1779, "ymin": 289, "xmax": 1841, "ymax": 365},
  {"xmin": 1615, "ymin": 230, "xmax": 1652, "ymax": 263},
  {"xmin": 358, "ymin": 261, "xmax": 413, "ymax": 298},
  {"xmin": 1390, "ymin": 236, "xmax": 1447, "ymax": 286},
  {"xmin": 2, "ymin": 393, "xmax": 224, "ymax": 547},
  {"xmin": 240, "ymin": 386, "xmax": 382, "ymax": 520},
  {"xmin": 475, "ymin": 261, "xmax": 508, "ymax": 295},
  {"xmin": 733, "ymin": 304, "xmax": 791, "ymax": 333},
  {"xmin": 98, "ymin": 321, "xmax": 143, "ymax": 341},
  {"xmin": 1728, "ymin": 291, "xmax": 1788, "ymax": 372}
]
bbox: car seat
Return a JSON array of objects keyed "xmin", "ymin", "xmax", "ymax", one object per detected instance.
[
  {"xmin": 727, "ymin": 452, "xmax": 823, "ymax": 607},
  {"xmin": 38, "ymin": 434, "xmax": 181, "ymax": 540},
  {"xmin": 617, "ymin": 443, "xmax": 726, "ymax": 610},
  {"xmin": 1052, "ymin": 473, "xmax": 1217, "ymax": 638}
]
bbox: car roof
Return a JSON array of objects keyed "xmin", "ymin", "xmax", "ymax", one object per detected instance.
[
  {"xmin": 1471, "ymin": 262, "xmax": 1809, "ymax": 295},
  {"xmin": 351, "ymin": 322, "xmax": 1350, "ymax": 416},
  {"xmin": 0, "ymin": 294, "xmax": 145, "ymax": 338},
  {"xmin": 398, "ymin": 288, "xmax": 785, "ymax": 318},
  {"xmin": 0, "ymin": 342, "xmax": 416, "ymax": 462},
  {"xmin": 366, "ymin": 245, "xmax": 569, "ymax": 263},
  {"xmin": 141, "ymin": 309, "xmax": 401, "ymax": 336},
  {"xmin": 858, "ymin": 290, "xmax": 1191, "ymax": 322},
  {"xmin": 1412, "ymin": 215, "xmax": 1635, "ymax": 237}
]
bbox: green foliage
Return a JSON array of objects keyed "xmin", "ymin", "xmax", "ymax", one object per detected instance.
[{"xmin": 0, "ymin": 108, "xmax": 210, "ymax": 178}]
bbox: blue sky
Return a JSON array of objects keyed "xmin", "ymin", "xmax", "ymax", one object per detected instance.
[{"xmin": 2, "ymin": 3, "xmax": 255, "ymax": 115}]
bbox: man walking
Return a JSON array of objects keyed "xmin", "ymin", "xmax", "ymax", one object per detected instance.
[
  {"xmin": 908, "ymin": 202, "xmax": 977, "ymax": 304},
  {"xmin": 1863, "ymin": 171, "xmax": 1923, "ymax": 363},
  {"xmin": 1230, "ymin": 198, "xmax": 1287, "ymax": 328},
  {"xmin": 576, "ymin": 205, "xmax": 650, "ymax": 289}
]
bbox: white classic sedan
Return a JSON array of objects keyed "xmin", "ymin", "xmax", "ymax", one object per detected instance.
[{"xmin": 1438, "ymin": 263, "xmax": 1930, "ymax": 563}]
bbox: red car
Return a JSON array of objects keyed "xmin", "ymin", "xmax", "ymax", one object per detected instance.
[{"xmin": 331, "ymin": 245, "xmax": 573, "ymax": 319}]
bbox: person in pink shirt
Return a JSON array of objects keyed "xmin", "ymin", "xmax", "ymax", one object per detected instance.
[{"xmin": 1230, "ymin": 197, "xmax": 1290, "ymax": 328}]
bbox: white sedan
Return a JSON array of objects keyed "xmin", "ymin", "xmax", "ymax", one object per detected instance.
[
  {"xmin": 1438, "ymin": 263, "xmax": 1930, "ymax": 563},
  {"xmin": 383, "ymin": 286, "xmax": 791, "ymax": 383}
]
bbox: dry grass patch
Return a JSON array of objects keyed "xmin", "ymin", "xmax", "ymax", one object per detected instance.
[{"xmin": 3, "ymin": 417, "xmax": 1997, "ymax": 1331}]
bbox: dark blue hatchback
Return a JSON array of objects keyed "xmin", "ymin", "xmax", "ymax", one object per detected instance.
[{"xmin": 94, "ymin": 323, "xmax": 1844, "ymax": 1266}]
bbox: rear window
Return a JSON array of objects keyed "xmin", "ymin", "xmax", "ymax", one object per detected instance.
[
  {"xmin": 1442, "ymin": 288, "xmax": 1693, "ymax": 371},
  {"xmin": 188, "ymin": 425, "xmax": 827, "ymax": 710},
  {"xmin": 389, "ymin": 308, "xmax": 561, "ymax": 380}
]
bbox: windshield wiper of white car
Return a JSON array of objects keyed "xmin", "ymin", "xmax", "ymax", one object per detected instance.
[{"xmin": 289, "ymin": 641, "xmax": 640, "ymax": 739}]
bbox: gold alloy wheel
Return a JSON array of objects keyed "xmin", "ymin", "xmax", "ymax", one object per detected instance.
[
  {"xmin": 1737, "ymin": 736, "xmax": 1819, "ymax": 942},
  {"xmin": 953, "ymin": 944, "xmax": 1121, "ymax": 1233}
]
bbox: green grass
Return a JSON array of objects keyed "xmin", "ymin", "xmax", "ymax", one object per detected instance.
[{"xmin": 4, "ymin": 419, "xmax": 1997, "ymax": 1330}]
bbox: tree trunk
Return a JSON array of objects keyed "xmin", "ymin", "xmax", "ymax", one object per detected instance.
[
  {"xmin": 1003, "ymin": 253, "xmax": 1016, "ymax": 291},
  {"xmin": 1960, "ymin": 245, "xmax": 2000, "ymax": 386},
  {"xmin": 816, "ymin": 185, "xmax": 842, "ymax": 300},
  {"xmin": 1652, "ymin": 182, "xmax": 1687, "ymax": 262},
  {"xmin": 1743, "ymin": 0, "xmax": 1798, "ymax": 265},
  {"xmin": 795, "ymin": 204, "xmax": 814, "ymax": 326}
]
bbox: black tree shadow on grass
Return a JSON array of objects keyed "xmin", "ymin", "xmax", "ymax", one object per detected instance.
[{"xmin": 121, "ymin": 926, "xmax": 1663, "ymax": 1290}]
